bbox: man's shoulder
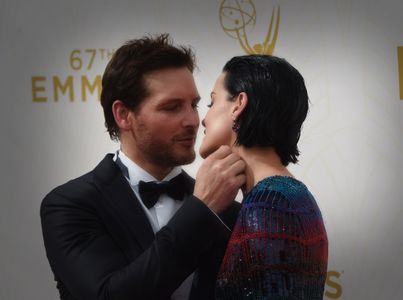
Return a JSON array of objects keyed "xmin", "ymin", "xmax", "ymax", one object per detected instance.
[
  {"xmin": 40, "ymin": 170, "xmax": 98, "ymax": 213},
  {"xmin": 41, "ymin": 154, "xmax": 116, "ymax": 209},
  {"xmin": 49, "ymin": 171, "xmax": 95, "ymax": 197}
]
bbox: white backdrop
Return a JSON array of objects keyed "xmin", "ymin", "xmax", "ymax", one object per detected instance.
[{"xmin": 1, "ymin": 0, "xmax": 402, "ymax": 299}]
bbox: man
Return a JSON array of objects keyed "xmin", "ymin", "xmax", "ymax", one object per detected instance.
[{"xmin": 40, "ymin": 34, "xmax": 245, "ymax": 300}]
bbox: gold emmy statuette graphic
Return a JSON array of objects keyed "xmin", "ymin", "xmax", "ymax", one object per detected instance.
[
  {"xmin": 398, "ymin": 47, "xmax": 403, "ymax": 100},
  {"xmin": 219, "ymin": 0, "xmax": 280, "ymax": 55}
]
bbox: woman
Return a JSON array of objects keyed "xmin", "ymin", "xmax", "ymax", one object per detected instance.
[{"xmin": 200, "ymin": 55, "xmax": 328, "ymax": 299}]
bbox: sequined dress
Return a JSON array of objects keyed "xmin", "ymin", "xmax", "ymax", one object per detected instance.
[{"xmin": 215, "ymin": 176, "xmax": 328, "ymax": 299}]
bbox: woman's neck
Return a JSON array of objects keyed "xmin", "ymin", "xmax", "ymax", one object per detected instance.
[{"xmin": 232, "ymin": 146, "xmax": 294, "ymax": 194}]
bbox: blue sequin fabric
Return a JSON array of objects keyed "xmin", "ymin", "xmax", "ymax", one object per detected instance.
[{"xmin": 215, "ymin": 176, "xmax": 328, "ymax": 299}]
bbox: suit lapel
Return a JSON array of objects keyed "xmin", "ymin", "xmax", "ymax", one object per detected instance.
[
  {"xmin": 92, "ymin": 154, "xmax": 155, "ymax": 251},
  {"xmin": 91, "ymin": 155, "xmax": 234, "ymax": 297},
  {"xmin": 91, "ymin": 154, "xmax": 197, "ymax": 251}
]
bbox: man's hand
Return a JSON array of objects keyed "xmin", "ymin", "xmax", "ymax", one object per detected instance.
[{"xmin": 194, "ymin": 146, "xmax": 246, "ymax": 213}]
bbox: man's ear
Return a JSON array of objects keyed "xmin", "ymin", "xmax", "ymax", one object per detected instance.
[
  {"xmin": 112, "ymin": 100, "xmax": 133, "ymax": 131},
  {"xmin": 231, "ymin": 92, "xmax": 248, "ymax": 120}
]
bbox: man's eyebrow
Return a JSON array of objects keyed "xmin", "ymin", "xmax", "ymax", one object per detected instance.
[{"xmin": 161, "ymin": 96, "xmax": 200, "ymax": 102}]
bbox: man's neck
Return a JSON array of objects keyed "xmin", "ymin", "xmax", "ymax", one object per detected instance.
[{"xmin": 119, "ymin": 145, "xmax": 174, "ymax": 181}]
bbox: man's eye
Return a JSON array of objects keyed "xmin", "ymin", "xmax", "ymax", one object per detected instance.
[{"xmin": 163, "ymin": 105, "xmax": 180, "ymax": 111}]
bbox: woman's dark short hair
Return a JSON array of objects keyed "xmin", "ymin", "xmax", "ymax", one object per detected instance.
[
  {"xmin": 100, "ymin": 33, "xmax": 195, "ymax": 140},
  {"xmin": 223, "ymin": 55, "xmax": 309, "ymax": 166}
]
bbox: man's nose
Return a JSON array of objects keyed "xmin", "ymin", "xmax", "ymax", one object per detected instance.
[{"xmin": 183, "ymin": 107, "xmax": 199, "ymax": 128}]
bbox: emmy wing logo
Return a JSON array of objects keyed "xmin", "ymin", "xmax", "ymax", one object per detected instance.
[{"xmin": 219, "ymin": 0, "xmax": 280, "ymax": 55}]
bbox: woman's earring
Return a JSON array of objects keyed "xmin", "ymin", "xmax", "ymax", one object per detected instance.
[{"xmin": 232, "ymin": 119, "xmax": 240, "ymax": 132}]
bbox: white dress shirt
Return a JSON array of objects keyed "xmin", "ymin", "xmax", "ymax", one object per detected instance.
[{"xmin": 113, "ymin": 150, "xmax": 194, "ymax": 300}]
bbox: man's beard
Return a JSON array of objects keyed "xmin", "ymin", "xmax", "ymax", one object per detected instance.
[
  {"xmin": 136, "ymin": 129, "xmax": 196, "ymax": 168},
  {"xmin": 145, "ymin": 143, "xmax": 195, "ymax": 167}
]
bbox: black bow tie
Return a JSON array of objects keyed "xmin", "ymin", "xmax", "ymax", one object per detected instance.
[{"xmin": 138, "ymin": 173, "xmax": 189, "ymax": 209}]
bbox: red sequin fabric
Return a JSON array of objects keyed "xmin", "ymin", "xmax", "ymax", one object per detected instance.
[{"xmin": 215, "ymin": 176, "xmax": 328, "ymax": 299}]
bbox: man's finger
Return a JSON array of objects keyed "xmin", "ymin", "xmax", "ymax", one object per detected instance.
[
  {"xmin": 207, "ymin": 145, "xmax": 232, "ymax": 160},
  {"xmin": 228, "ymin": 159, "xmax": 246, "ymax": 175},
  {"xmin": 221, "ymin": 152, "xmax": 242, "ymax": 166},
  {"xmin": 234, "ymin": 173, "xmax": 246, "ymax": 187}
]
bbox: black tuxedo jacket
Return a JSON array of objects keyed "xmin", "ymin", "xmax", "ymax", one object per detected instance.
[{"xmin": 40, "ymin": 154, "xmax": 240, "ymax": 300}]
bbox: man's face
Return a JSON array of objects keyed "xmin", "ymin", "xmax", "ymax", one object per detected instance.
[{"xmin": 129, "ymin": 67, "xmax": 200, "ymax": 168}]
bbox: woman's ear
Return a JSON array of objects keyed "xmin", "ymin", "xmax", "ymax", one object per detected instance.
[
  {"xmin": 112, "ymin": 100, "xmax": 133, "ymax": 131},
  {"xmin": 231, "ymin": 92, "xmax": 248, "ymax": 120}
]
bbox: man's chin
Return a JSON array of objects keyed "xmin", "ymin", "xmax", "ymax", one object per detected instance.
[{"xmin": 174, "ymin": 150, "xmax": 196, "ymax": 166}]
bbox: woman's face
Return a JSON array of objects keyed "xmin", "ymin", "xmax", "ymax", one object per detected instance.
[{"xmin": 199, "ymin": 73, "xmax": 236, "ymax": 158}]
